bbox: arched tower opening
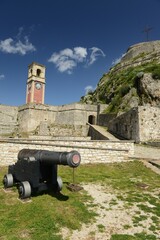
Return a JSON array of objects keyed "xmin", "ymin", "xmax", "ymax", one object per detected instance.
[{"xmin": 37, "ymin": 68, "xmax": 41, "ymax": 77}]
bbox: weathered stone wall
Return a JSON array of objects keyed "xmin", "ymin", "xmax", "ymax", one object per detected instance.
[
  {"xmin": 54, "ymin": 103, "xmax": 98, "ymax": 125},
  {"xmin": 107, "ymin": 106, "xmax": 160, "ymax": 143},
  {"xmin": 49, "ymin": 124, "xmax": 89, "ymax": 137},
  {"xmin": 17, "ymin": 103, "xmax": 100, "ymax": 134},
  {"xmin": 0, "ymin": 103, "xmax": 107, "ymax": 137},
  {"xmin": 107, "ymin": 108, "xmax": 139, "ymax": 142},
  {"xmin": 1, "ymin": 103, "xmax": 159, "ymax": 143},
  {"xmin": 88, "ymin": 124, "xmax": 109, "ymax": 140},
  {"xmin": 138, "ymin": 106, "xmax": 160, "ymax": 142},
  {"xmin": 0, "ymin": 138, "xmax": 134, "ymax": 166},
  {"xmin": 18, "ymin": 104, "xmax": 58, "ymax": 133},
  {"xmin": 122, "ymin": 41, "xmax": 160, "ymax": 62},
  {"xmin": 111, "ymin": 41, "xmax": 160, "ymax": 74},
  {"xmin": 98, "ymin": 113, "xmax": 117, "ymax": 127},
  {"xmin": 0, "ymin": 105, "xmax": 18, "ymax": 136}
]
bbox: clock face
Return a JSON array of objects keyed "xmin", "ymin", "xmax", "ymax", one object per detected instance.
[{"xmin": 35, "ymin": 82, "xmax": 42, "ymax": 90}]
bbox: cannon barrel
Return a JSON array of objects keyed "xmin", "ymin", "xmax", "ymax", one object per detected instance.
[{"xmin": 18, "ymin": 149, "xmax": 81, "ymax": 168}]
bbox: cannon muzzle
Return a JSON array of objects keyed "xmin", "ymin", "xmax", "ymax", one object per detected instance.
[{"xmin": 18, "ymin": 149, "xmax": 81, "ymax": 168}]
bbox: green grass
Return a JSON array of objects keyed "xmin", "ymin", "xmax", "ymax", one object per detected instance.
[
  {"xmin": 0, "ymin": 161, "xmax": 160, "ymax": 240},
  {"xmin": 110, "ymin": 233, "xmax": 157, "ymax": 240}
]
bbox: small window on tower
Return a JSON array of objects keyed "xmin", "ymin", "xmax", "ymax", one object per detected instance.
[{"xmin": 37, "ymin": 69, "xmax": 41, "ymax": 77}]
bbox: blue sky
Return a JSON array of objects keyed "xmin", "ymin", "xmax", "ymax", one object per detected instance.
[{"xmin": 0, "ymin": 0, "xmax": 160, "ymax": 106}]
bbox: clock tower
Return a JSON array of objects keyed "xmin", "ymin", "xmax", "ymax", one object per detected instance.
[{"xmin": 26, "ymin": 62, "xmax": 46, "ymax": 104}]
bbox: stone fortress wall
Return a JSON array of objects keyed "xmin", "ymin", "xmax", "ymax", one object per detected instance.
[
  {"xmin": 0, "ymin": 102, "xmax": 159, "ymax": 143},
  {"xmin": 111, "ymin": 41, "xmax": 160, "ymax": 74},
  {"xmin": 106, "ymin": 106, "xmax": 160, "ymax": 143},
  {"xmin": 0, "ymin": 105, "xmax": 18, "ymax": 136},
  {"xmin": 0, "ymin": 99, "xmax": 159, "ymax": 167},
  {"xmin": 0, "ymin": 102, "xmax": 135, "ymax": 166},
  {"xmin": 0, "ymin": 103, "xmax": 107, "ymax": 137}
]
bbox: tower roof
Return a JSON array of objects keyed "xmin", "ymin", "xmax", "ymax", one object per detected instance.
[{"xmin": 28, "ymin": 62, "xmax": 45, "ymax": 68}]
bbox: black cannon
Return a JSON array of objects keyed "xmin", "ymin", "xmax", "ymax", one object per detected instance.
[{"xmin": 3, "ymin": 149, "xmax": 81, "ymax": 199}]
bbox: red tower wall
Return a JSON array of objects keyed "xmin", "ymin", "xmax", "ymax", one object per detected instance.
[
  {"xmin": 34, "ymin": 85, "xmax": 43, "ymax": 104},
  {"xmin": 27, "ymin": 84, "xmax": 32, "ymax": 103}
]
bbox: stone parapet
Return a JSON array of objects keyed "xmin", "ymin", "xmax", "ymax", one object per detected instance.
[
  {"xmin": 0, "ymin": 138, "xmax": 134, "ymax": 166},
  {"xmin": 17, "ymin": 103, "xmax": 104, "ymax": 134}
]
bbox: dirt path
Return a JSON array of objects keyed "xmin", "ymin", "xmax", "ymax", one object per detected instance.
[
  {"xmin": 61, "ymin": 184, "xmax": 160, "ymax": 240},
  {"xmin": 134, "ymin": 145, "xmax": 160, "ymax": 160}
]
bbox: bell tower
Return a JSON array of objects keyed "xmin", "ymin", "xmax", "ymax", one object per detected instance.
[{"xmin": 26, "ymin": 62, "xmax": 46, "ymax": 104}]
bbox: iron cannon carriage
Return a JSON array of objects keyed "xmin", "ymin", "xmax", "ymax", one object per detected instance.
[{"xmin": 3, "ymin": 149, "xmax": 81, "ymax": 199}]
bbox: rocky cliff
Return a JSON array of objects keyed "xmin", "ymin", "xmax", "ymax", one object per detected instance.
[{"xmin": 81, "ymin": 41, "xmax": 160, "ymax": 115}]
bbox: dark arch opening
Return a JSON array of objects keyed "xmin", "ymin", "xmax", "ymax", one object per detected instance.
[
  {"xmin": 37, "ymin": 69, "xmax": 41, "ymax": 77},
  {"xmin": 88, "ymin": 115, "xmax": 96, "ymax": 125}
]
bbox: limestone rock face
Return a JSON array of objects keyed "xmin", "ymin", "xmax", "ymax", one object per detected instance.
[
  {"xmin": 81, "ymin": 40, "xmax": 160, "ymax": 114},
  {"xmin": 118, "ymin": 88, "xmax": 139, "ymax": 114},
  {"xmin": 140, "ymin": 73, "xmax": 160, "ymax": 105}
]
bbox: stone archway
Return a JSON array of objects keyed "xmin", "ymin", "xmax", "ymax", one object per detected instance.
[{"xmin": 88, "ymin": 115, "xmax": 96, "ymax": 125}]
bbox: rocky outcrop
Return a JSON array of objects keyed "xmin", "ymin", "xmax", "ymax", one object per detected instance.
[
  {"xmin": 81, "ymin": 41, "xmax": 160, "ymax": 114},
  {"xmin": 139, "ymin": 73, "xmax": 160, "ymax": 106}
]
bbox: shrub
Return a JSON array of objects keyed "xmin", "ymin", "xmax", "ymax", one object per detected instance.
[
  {"xmin": 152, "ymin": 68, "xmax": 160, "ymax": 79},
  {"xmin": 119, "ymin": 85, "xmax": 130, "ymax": 97},
  {"xmin": 145, "ymin": 63, "xmax": 160, "ymax": 79}
]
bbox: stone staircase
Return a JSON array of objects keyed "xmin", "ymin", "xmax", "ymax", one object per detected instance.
[{"xmin": 88, "ymin": 123, "xmax": 120, "ymax": 141}]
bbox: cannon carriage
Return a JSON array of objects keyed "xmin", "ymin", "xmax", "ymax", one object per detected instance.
[{"xmin": 3, "ymin": 149, "xmax": 81, "ymax": 199}]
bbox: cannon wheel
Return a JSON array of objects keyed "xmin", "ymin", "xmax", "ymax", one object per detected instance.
[
  {"xmin": 3, "ymin": 174, "xmax": 14, "ymax": 188},
  {"xmin": 57, "ymin": 176, "xmax": 63, "ymax": 191},
  {"xmin": 18, "ymin": 181, "xmax": 31, "ymax": 199}
]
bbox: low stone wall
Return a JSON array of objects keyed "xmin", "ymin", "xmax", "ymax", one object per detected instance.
[
  {"xmin": 144, "ymin": 142, "xmax": 160, "ymax": 148},
  {"xmin": 0, "ymin": 138, "xmax": 134, "ymax": 166}
]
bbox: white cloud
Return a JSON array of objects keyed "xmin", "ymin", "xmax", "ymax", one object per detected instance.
[
  {"xmin": 0, "ymin": 36, "xmax": 36, "ymax": 55},
  {"xmin": 74, "ymin": 47, "xmax": 88, "ymax": 61},
  {"xmin": 0, "ymin": 74, "xmax": 5, "ymax": 80},
  {"xmin": 48, "ymin": 47, "xmax": 87, "ymax": 74},
  {"xmin": 112, "ymin": 53, "xmax": 126, "ymax": 65},
  {"xmin": 48, "ymin": 46, "xmax": 105, "ymax": 74},
  {"xmin": 87, "ymin": 47, "xmax": 105, "ymax": 66},
  {"xmin": 85, "ymin": 85, "xmax": 95, "ymax": 95}
]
